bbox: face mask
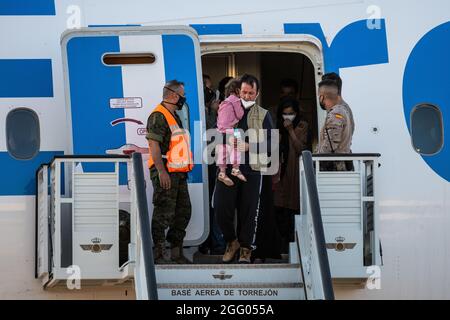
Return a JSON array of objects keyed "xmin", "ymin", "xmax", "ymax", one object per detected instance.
[
  {"xmin": 175, "ymin": 95, "xmax": 186, "ymax": 110},
  {"xmin": 319, "ymin": 96, "xmax": 326, "ymax": 111},
  {"xmin": 282, "ymin": 114, "xmax": 296, "ymax": 122},
  {"xmin": 241, "ymin": 99, "xmax": 256, "ymax": 109}
]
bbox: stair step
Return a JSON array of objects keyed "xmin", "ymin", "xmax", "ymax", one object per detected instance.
[
  {"xmin": 156, "ymin": 263, "xmax": 300, "ymax": 270},
  {"xmin": 154, "ymin": 254, "xmax": 305, "ymax": 300},
  {"xmin": 155, "ymin": 263, "xmax": 303, "ymax": 295},
  {"xmin": 157, "ymin": 275, "xmax": 304, "ymax": 300},
  {"xmin": 157, "ymin": 282, "xmax": 303, "ymax": 289},
  {"xmin": 192, "ymin": 252, "xmax": 289, "ymax": 264}
]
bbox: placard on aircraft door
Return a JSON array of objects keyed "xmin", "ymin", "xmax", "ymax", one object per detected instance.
[{"xmin": 61, "ymin": 26, "xmax": 208, "ymax": 245}]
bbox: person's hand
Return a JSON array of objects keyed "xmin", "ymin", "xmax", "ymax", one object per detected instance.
[
  {"xmin": 158, "ymin": 170, "xmax": 171, "ymax": 190},
  {"xmin": 237, "ymin": 141, "xmax": 249, "ymax": 152},
  {"xmin": 228, "ymin": 136, "xmax": 236, "ymax": 146},
  {"xmin": 228, "ymin": 136, "xmax": 249, "ymax": 152},
  {"xmin": 283, "ymin": 119, "xmax": 293, "ymax": 130}
]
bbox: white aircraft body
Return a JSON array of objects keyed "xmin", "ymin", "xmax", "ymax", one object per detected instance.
[{"xmin": 0, "ymin": 0, "xmax": 449, "ymax": 300}]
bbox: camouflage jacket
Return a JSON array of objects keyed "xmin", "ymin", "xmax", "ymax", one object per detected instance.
[
  {"xmin": 146, "ymin": 108, "xmax": 183, "ymax": 177},
  {"xmin": 316, "ymin": 103, "xmax": 354, "ymax": 154}
]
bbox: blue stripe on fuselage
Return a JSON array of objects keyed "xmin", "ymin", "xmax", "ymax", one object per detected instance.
[
  {"xmin": 0, "ymin": 0, "xmax": 55, "ymax": 16},
  {"xmin": 66, "ymin": 36, "xmax": 127, "ymax": 184},
  {"xmin": 0, "ymin": 59, "xmax": 53, "ymax": 98},
  {"xmin": 162, "ymin": 34, "xmax": 202, "ymax": 183},
  {"xmin": 284, "ymin": 20, "xmax": 389, "ymax": 73},
  {"xmin": 0, "ymin": 151, "xmax": 63, "ymax": 196}
]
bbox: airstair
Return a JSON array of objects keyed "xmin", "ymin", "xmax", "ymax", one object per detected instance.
[
  {"xmin": 36, "ymin": 151, "xmax": 380, "ymax": 300},
  {"xmin": 132, "ymin": 151, "xmax": 333, "ymax": 300}
]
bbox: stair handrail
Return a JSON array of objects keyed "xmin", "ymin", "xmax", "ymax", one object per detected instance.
[
  {"xmin": 301, "ymin": 150, "xmax": 335, "ymax": 300},
  {"xmin": 132, "ymin": 152, "xmax": 158, "ymax": 300}
]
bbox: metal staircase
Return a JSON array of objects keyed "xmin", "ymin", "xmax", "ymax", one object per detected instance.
[
  {"xmin": 155, "ymin": 263, "xmax": 305, "ymax": 300},
  {"xmin": 132, "ymin": 151, "xmax": 334, "ymax": 300}
]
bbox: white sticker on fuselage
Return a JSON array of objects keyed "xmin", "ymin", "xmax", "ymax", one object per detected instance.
[{"xmin": 110, "ymin": 97, "xmax": 143, "ymax": 109}]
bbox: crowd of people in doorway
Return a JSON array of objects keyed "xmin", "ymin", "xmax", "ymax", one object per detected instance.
[{"xmin": 145, "ymin": 72, "xmax": 354, "ymax": 264}]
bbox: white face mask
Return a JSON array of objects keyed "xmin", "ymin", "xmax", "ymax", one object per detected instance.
[
  {"xmin": 282, "ymin": 114, "xmax": 296, "ymax": 122},
  {"xmin": 241, "ymin": 99, "xmax": 256, "ymax": 109}
]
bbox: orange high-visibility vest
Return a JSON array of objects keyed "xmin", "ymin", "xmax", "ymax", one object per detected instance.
[{"xmin": 147, "ymin": 104, "xmax": 194, "ymax": 172}]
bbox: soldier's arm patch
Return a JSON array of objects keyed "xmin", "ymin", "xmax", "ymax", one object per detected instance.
[{"xmin": 335, "ymin": 114, "xmax": 344, "ymax": 120}]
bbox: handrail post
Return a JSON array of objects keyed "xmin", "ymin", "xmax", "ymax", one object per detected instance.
[
  {"xmin": 302, "ymin": 151, "xmax": 335, "ymax": 300},
  {"xmin": 132, "ymin": 152, "xmax": 158, "ymax": 300}
]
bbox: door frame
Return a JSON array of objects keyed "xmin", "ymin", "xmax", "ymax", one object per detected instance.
[
  {"xmin": 60, "ymin": 26, "xmax": 210, "ymax": 247},
  {"xmin": 199, "ymin": 34, "xmax": 327, "ymax": 144}
]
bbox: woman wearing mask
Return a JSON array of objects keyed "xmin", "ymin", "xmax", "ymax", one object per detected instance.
[{"xmin": 273, "ymin": 97, "xmax": 310, "ymax": 253}]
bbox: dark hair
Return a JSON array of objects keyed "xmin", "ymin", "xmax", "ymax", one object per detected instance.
[
  {"xmin": 280, "ymin": 78, "xmax": 299, "ymax": 93},
  {"xmin": 277, "ymin": 97, "xmax": 301, "ymax": 130},
  {"xmin": 218, "ymin": 76, "xmax": 233, "ymax": 101},
  {"xmin": 240, "ymin": 74, "xmax": 260, "ymax": 92},
  {"xmin": 276, "ymin": 97, "xmax": 306, "ymax": 177},
  {"xmin": 322, "ymin": 72, "xmax": 342, "ymax": 94},
  {"xmin": 203, "ymin": 74, "xmax": 211, "ymax": 81},
  {"xmin": 224, "ymin": 78, "xmax": 241, "ymax": 97},
  {"xmin": 204, "ymin": 85, "xmax": 216, "ymax": 105},
  {"xmin": 318, "ymin": 78, "xmax": 339, "ymax": 92}
]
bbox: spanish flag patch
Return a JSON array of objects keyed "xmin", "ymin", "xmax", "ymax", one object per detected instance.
[{"xmin": 335, "ymin": 114, "xmax": 344, "ymax": 119}]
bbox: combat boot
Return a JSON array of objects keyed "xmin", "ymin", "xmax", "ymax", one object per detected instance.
[
  {"xmin": 153, "ymin": 242, "xmax": 171, "ymax": 264},
  {"xmin": 222, "ymin": 239, "xmax": 240, "ymax": 263},
  {"xmin": 170, "ymin": 246, "xmax": 192, "ymax": 264},
  {"xmin": 238, "ymin": 247, "xmax": 252, "ymax": 264}
]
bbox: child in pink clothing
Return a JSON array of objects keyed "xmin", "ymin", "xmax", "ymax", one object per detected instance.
[{"xmin": 216, "ymin": 79, "xmax": 247, "ymax": 186}]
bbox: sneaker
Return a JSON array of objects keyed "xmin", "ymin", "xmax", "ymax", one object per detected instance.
[
  {"xmin": 218, "ymin": 172, "xmax": 234, "ymax": 186},
  {"xmin": 238, "ymin": 247, "xmax": 252, "ymax": 264},
  {"xmin": 222, "ymin": 239, "xmax": 240, "ymax": 263},
  {"xmin": 231, "ymin": 168, "xmax": 247, "ymax": 182}
]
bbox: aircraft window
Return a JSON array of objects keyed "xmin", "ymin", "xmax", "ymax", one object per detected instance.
[
  {"xmin": 411, "ymin": 104, "xmax": 443, "ymax": 155},
  {"xmin": 176, "ymin": 103, "xmax": 190, "ymax": 132},
  {"xmin": 6, "ymin": 108, "xmax": 40, "ymax": 160},
  {"xmin": 103, "ymin": 53, "xmax": 155, "ymax": 65}
]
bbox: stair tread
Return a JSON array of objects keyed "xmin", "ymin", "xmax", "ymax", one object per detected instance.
[
  {"xmin": 156, "ymin": 263, "xmax": 300, "ymax": 270},
  {"xmin": 157, "ymin": 282, "xmax": 304, "ymax": 288},
  {"xmin": 192, "ymin": 252, "xmax": 290, "ymax": 265}
]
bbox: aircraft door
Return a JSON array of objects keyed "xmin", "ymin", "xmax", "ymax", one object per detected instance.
[{"xmin": 61, "ymin": 26, "xmax": 208, "ymax": 245}]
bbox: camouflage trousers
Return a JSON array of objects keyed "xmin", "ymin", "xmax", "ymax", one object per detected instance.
[{"xmin": 151, "ymin": 171, "xmax": 192, "ymax": 248}]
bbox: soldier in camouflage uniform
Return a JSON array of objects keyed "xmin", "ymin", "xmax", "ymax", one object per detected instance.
[
  {"xmin": 146, "ymin": 80, "xmax": 192, "ymax": 264},
  {"xmin": 316, "ymin": 79, "xmax": 355, "ymax": 171}
]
